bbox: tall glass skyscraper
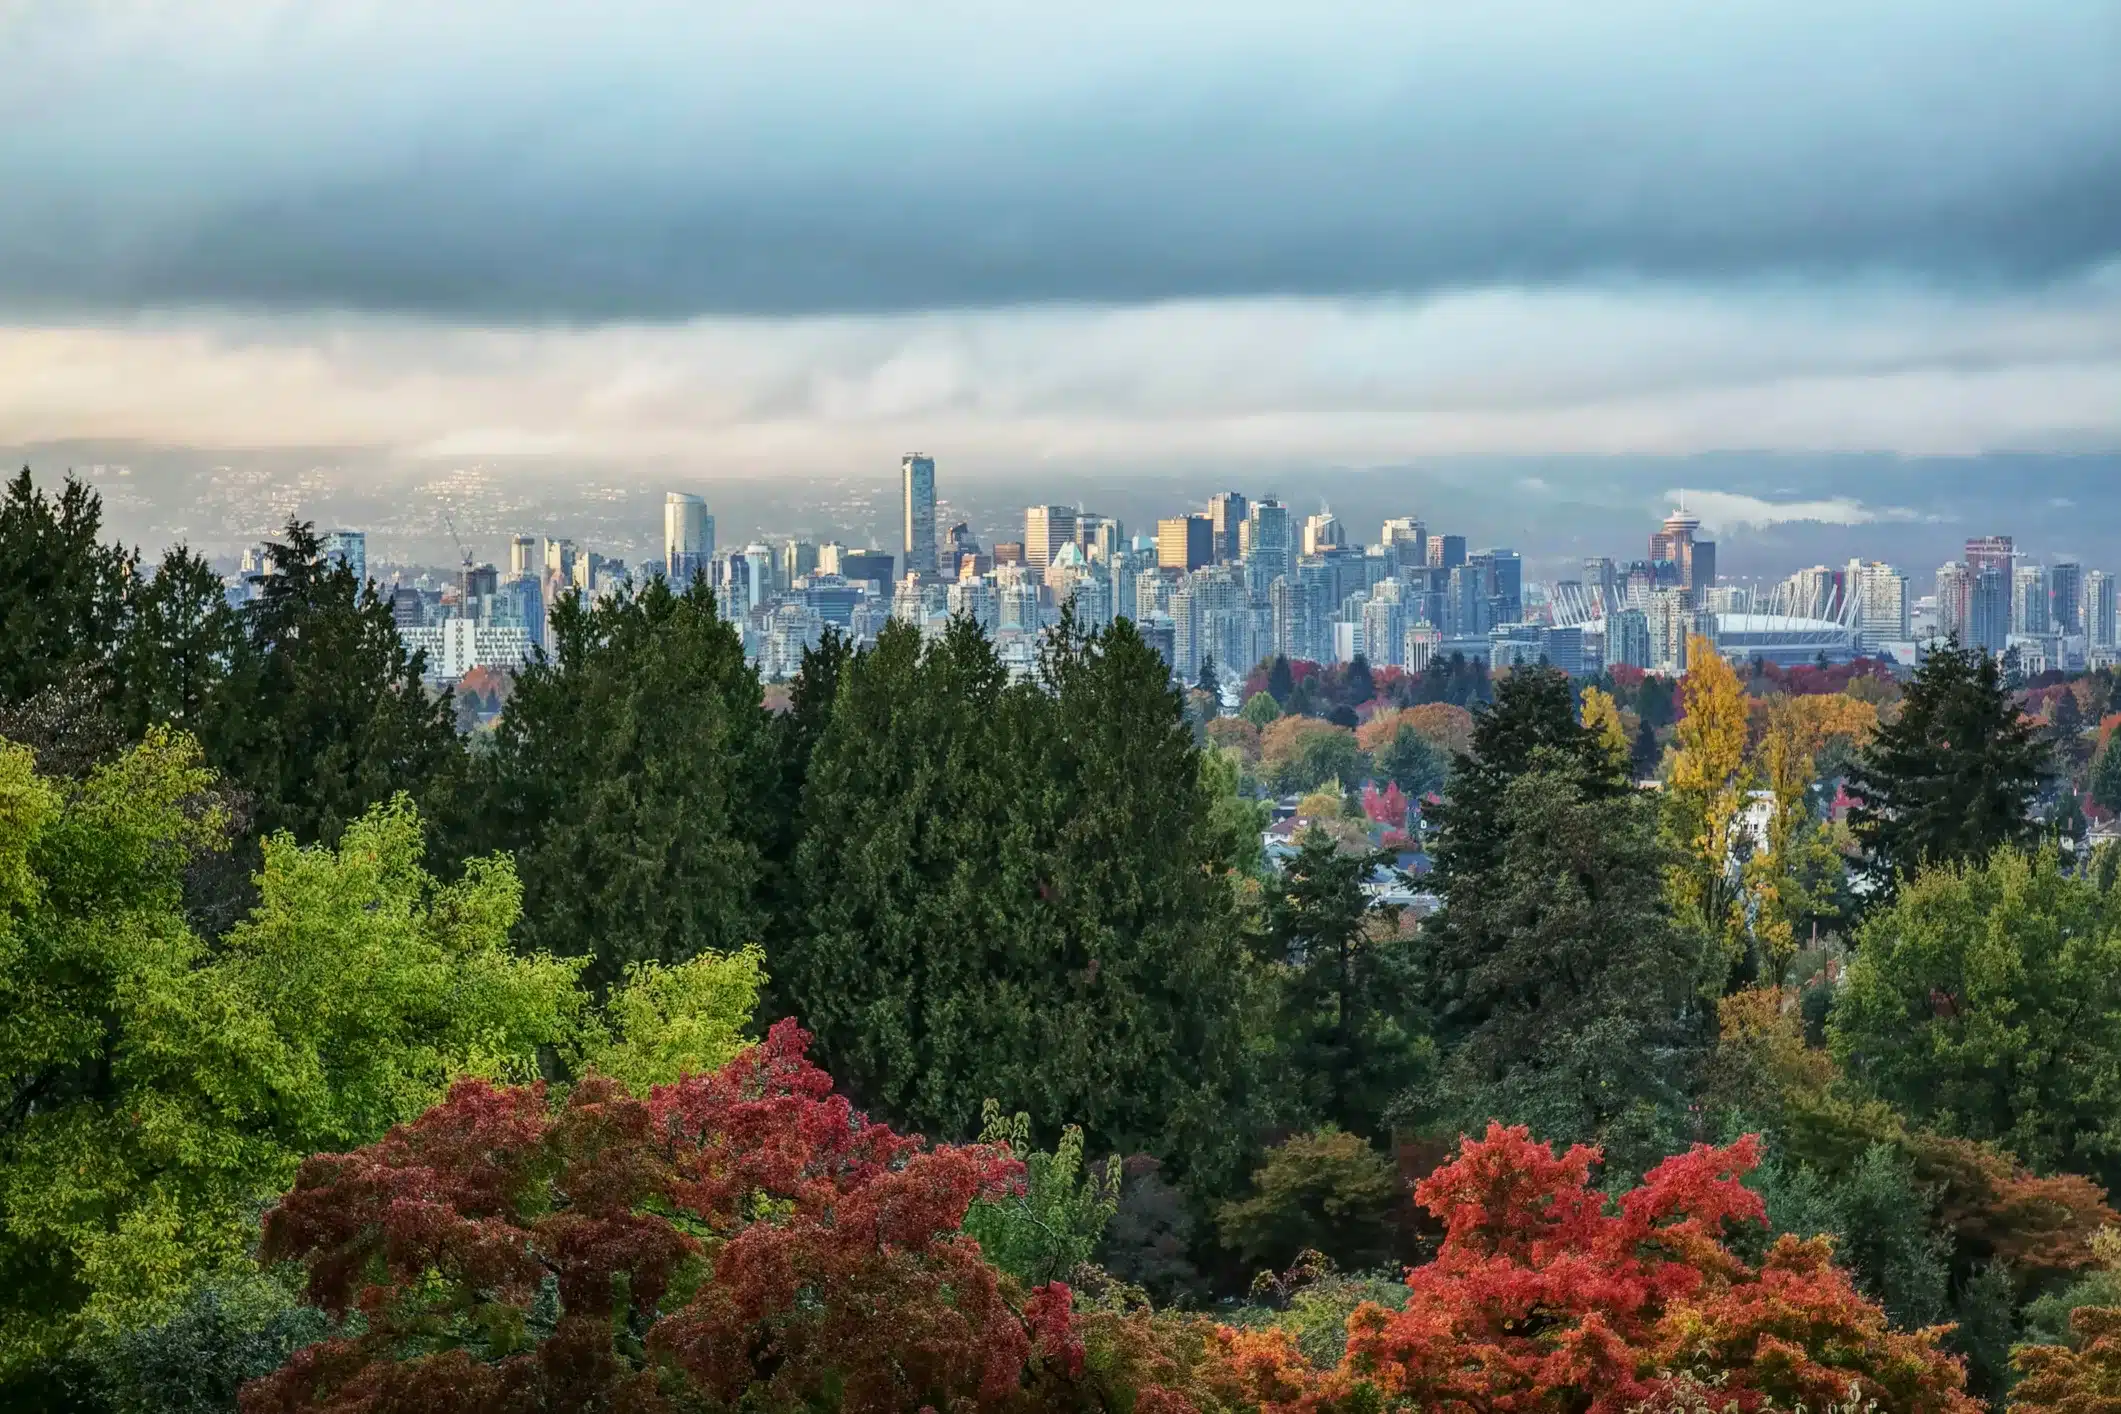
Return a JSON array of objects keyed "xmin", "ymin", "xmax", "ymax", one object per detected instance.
[
  {"xmin": 664, "ymin": 492, "xmax": 713, "ymax": 584},
  {"xmin": 901, "ymin": 454, "xmax": 937, "ymax": 577}
]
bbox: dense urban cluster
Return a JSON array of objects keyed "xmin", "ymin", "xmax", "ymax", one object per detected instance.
[
  {"xmin": 294, "ymin": 459, "xmax": 2121, "ymax": 713},
  {"xmin": 12, "ymin": 461, "xmax": 2121, "ymax": 1414}
]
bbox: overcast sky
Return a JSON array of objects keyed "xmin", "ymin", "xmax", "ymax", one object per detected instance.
[{"xmin": 2, "ymin": 0, "xmax": 2116, "ymax": 470}]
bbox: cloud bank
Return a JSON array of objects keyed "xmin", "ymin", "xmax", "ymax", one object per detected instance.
[{"xmin": 1, "ymin": 0, "xmax": 2115, "ymax": 319}]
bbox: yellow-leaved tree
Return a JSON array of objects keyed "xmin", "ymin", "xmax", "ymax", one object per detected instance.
[
  {"xmin": 1579, "ymin": 685, "xmax": 1630, "ymax": 774},
  {"xmin": 1665, "ymin": 635, "xmax": 1752, "ymax": 984}
]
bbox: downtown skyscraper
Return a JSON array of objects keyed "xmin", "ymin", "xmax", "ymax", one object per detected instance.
[{"xmin": 901, "ymin": 454, "xmax": 937, "ymax": 577}]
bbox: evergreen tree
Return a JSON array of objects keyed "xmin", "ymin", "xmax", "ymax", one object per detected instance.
[
  {"xmin": 1630, "ymin": 715, "xmax": 1661, "ymax": 781},
  {"xmin": 453, "ymin": 574, "xmax": 775, "ymax": 995},
  {"xmin": 110, "ymin": 547, "xmax": 241, "ymax": 740},
  {"xmin": 1258, "ymin": 829, "xmax": 1426, "ymax": 1137},
  {"xmin": 206, "ymin": 521, "xmax": 460, "ymax": 847},
  {"xmin": 1846, "ymin": 637, "xmax": 2046, "ymax": 895},
  {"xmin": 2093, "ymin": 735, "xmax": 2121, "ymax": 816},
  {"xmin": 1419, "ymin": 766, "xmax": 1700, "ymax": 1165},
  {"xmin": 1424, "ymin": 664, "xmax": 1625, "ymax": 891},
  {"xmin": 780, "ymin": 615, "xmax": 1263, "ymax": 1191},
  {"xmin": 1196, "ymin": 654, "xmax": 1221, "ymax": 698},
  {"xmin": 1376, "ymin": 724, "xmax": 1447, "ymax": 798},
  {"xmin": 1267, "ymin": 654, "xmax": 1296, "ymax": 705},
  {"xmin": 1345, "ymin": 654, "xmax": 1375, "ymax": 707},
  {"xmin": 0, "ymin": 467, "xmax": 134, "ymax": 708}
]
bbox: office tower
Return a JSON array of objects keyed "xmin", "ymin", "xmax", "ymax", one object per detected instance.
[
  {"xmin": 1207, "ymin": 491, "xmax": 1249, "ymax": 563},
  {"xmin": 1850, "ymin": 561, "xmax": 1909, "ymax": 651},
  {"xmin": 390, "ymin": 585, "xmax": 424, "ymax": 631},
  {"xmin": 1023, "ymin": 506, "xmax": 1077, "ymax": 571},
  {"xmin": 2086, "ymin": 570, "xmax": 2117, "ymax": 649},
  {"xmin": 838, "ymin": 550, "xmax": 895, "ymax": 597},
  {"xmin": 1584, "ymin": 556, "xmax": 1618, "ymax": 606},
  {"xmin": 992, "ymin": 541, "xmax": 1026, "ymax": 566},
  {"xmin": 817, "ymin": 541, "xmax": 846, "ymax": 576},
  {"xmin": 1244, "ymin": 499, "xmax": 1292, "ymax": 589},
  {"xmin": 1485, "ymin": 549, "xmax": 1523, "ymax": 624},
  {"xmin": 781, "ymin": 539, "xmax": 819, "ymax": 589},
  {"xmin": 1649, "ymin": 505, "xmax": 1717, "ymax": 605},
  {"xmin": 664, "ymin": 493, "xmax": 712, "ymax": 583},
  {"xmin": 1970, "ymin": 567, "xmax": 2011, "ymax": 653},
  {"xmin": 1427, "ymin": 534, "xmax": 1466, "ymax": 571},
  {"xmin": 2052, "ymin": 561, "xmax": 2084, "ymax": 635},
  {"xmin": 1382, "ymin": 516, "xmax": 1426, "ymax": 569},
  {"xmin": 320, "ymin": 529, "xmax": 366, "ymax": 588},
  {"xmin": 1301, "ymin": 511, "xmax": 1343, "ymax": 557},
  {"xmin": 546, "ymin": 537, "xmax": 577, "ymax": 587},
  {"xmin": 1157, "ymin": 515, "xmax": 1215, "ymax": 571},
  {"xmin": 900, "ymin": 454, "xmax": 937, "ymax": 577},
  {"xmin": 508, "ymin": 534, "xmax": 540, "ymax": 578},
  {"xmin": 1076, "ymin": 513, "xmax": 1124, "ymax": 561},
  {"xmin": 1447, "ymin": 564, "xmax": 1488, "ymax": 638},
  {"xmin": 1403, "ymin": 620, "xmax": 1442, "ymax": 673},
  {"xmin": 740, "ymin": 544, "xmax": 775, "ymax": 616},
  {"xmin": 2013, "ymin": 565, "xmax": 2050, "ymax": 634}
]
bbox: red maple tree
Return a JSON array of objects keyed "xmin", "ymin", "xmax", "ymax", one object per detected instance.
[
  {"xmin": 240, "ymin": 1019, "xmax": 1093, "ymax": 1414},
  {"xmin": 1216, "ymin": 1124, "xmax": 1978, "ymax": 1414}
]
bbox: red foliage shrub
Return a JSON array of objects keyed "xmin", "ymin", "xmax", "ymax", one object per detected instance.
[
  {"xmin": 1210, "ymin": 1124, "xmax": 1978, "ymax": 1414},
  {"xmin": 241, "ymin": 1020, "xmax": 1115, "ymax": 1414}
]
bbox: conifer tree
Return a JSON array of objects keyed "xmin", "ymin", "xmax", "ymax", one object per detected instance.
[
  {"xmin": 1846, "ymin": 636, "xmax": 2046, "ymax": 895},
  {"xmin": 453, "ymin": 574, "xmax": 774, "ymax": 994},
  {"xmin": 0, "ymin": 467, "xmax": 134, "ymax": 708},
  {"xmin": 206, "ymin": 520, "xmax": 459, "ymax": 846},
  {"xmin": 110, "ymin": 546, "xmax": 241, "ymax": 740}
]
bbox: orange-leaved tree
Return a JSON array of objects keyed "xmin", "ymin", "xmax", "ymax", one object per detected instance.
[
  {"xmin": 239, "ymin": 1020, "xmax": 1129, "ymax": 1414},
  {"xmin": 1216, "ymin": 1123, "xmax": 1978, "ymax": 1414}
]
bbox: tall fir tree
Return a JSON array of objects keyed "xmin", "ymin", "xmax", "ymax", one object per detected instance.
[
  {"xmin": 451, "ymin": 574, "xmax": 775, "ymax": 995},
  {"xmin": 110, "ymin": 547, "xmax": 241, "ymax": 741},
  {"xmin": 1257, "ymin": 829, "xmax": 1426, "ymax": 1138},
  {"xmin": 779, "ymin": 614, "xmax": 1263, "ymax": 1191},
  {"xmin": 1846, "ymin": 636, "xmax": 2046, "ymax": 896},
  {"xmin": 204, "ymin": 521, "xmax": 459, "ymax": 848},
  {"xmin": 0, "ymin": 467, "xmax": 135, "ymax": 709}
]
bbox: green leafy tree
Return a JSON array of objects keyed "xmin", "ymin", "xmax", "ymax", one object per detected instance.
[
  {"xmin": 962, "ymin": 1101, "xmax": 1122, "ymax": 1288},
  {"xmin": 1260, "ymin": 829, "xmax": 1428, "ymax": 1138},
  {"xmin": 0, "ymin": 736, "xmax": 583, "ymax": 1385},
  {"xmin": 572, "ymin": 948, "xmax": 764, "ymax": 1092},
  {"xmin": 0, "ymin": 467, "xmax": 134, "ymax": 709},
  {"xmin": 1830, "ymin": 845, "xmax": 2121, "ymax": 1188},
  {"xmin": 206, "ymin": 520, "xmax": 459, "ymax": 846},
  {"xmin": 1846, "ymin": 637, "xmax": 2046, "ymax": 896},
  {"xmin": 450, "ymin": 574, "xmax": 777, "ymax": 995},
  {"xmin": 1216, "ymin": 1128, "xmax": 1403, "ymax": 1275},
  {"xmin": 1241, "ymin": 690, "xmax": 1283, "ymax": 729},
  {"xmin": 780, "ymin": 615, "xmax": 1263, "ymax": 1192}
]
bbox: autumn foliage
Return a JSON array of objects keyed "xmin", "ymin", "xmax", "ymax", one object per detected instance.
[
  {"xmin": 1217, "ymin": 1124, "xmax": 1977, "ymax": 1414},
  {"xmin": 240, "ymin": 1020, "xmax": 1102, "ymax": 1414}
]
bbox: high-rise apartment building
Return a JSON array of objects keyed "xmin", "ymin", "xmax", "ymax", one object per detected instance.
[
  {"xmin": 1024, "ymin": 506, "xmax": 1077, "ymax": 571},
  {"xmin": 1485, "ymin": 548, "xmax": 1523, "ymax": 625},
  {"xmin": 1935, "ymin": 563, "xmax": 1971, "ymax": 643},
  {"xmin": 2012, "ymin": 565, "xmax": 2050, "ymax": 634},
  {"xmin": 1965, "ymin": 536, "xmax": 2014, "ymax": 575},
  {"xmin": 320, "ymin": 529, "xmax": 367, "ymax": 588},
  {"xmin": 1206, "ymin": 492, "xmax": 1249, "ymax": 563},
  {"xmin": 1849, "ymin": 561, "xmax": 1909, "ymax": 651},
  {"xmin": 1157, "ymin": 515, "xmax": 1214, "ymax": 571},
  {"xmin": 664, "ymin": 493, "xmax": 712, "ymax": 583},
  {"xmin": 1427, "ymin": 534, "xmax": 1467, "ymax": 571},
  {"xmin": 1970, "ymin": 567, "xmax": 2011, "ymax": 653},
  {"xmin": 2086, "ymin": 571, "xmax": 2117, "ymax": 649},
  {"xmin": 900, "ymin": 454, "xmax": 937, "ymax": 577}
]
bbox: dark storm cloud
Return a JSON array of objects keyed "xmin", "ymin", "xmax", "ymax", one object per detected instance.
[{"xmin": 1, "ymin": 0, "xmax": 2116, "ymax": 320}]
